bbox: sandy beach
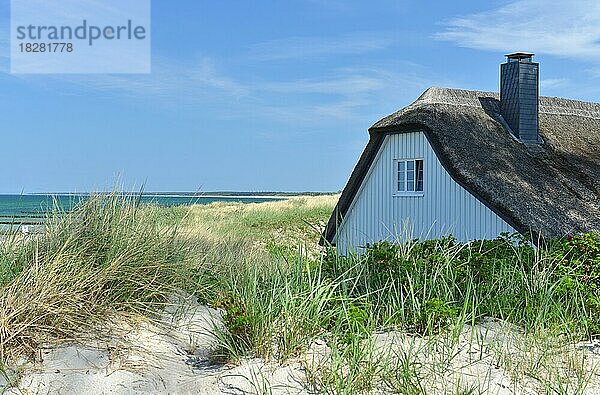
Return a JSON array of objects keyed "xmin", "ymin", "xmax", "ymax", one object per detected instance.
[{"xmin": 4, "ymin": 291, "xmax": 600, "ymax": 395}]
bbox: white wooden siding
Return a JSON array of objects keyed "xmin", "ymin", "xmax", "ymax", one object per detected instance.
[{"xmin": 335, "ymin": 131, "xmax": 516, "ymax": 255}]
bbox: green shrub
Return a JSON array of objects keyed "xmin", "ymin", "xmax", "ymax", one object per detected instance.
[
  {"xmin": 319, "ymin": 233, "xmax": 600, "ymax": 337},
  {"xmin": 336, "ymin": 301, "xmax": 371, "ymax": 345},
  {"xmin": 550, "ymin": 233, "xmax": 600, "ymax": 334},
  {"xmin": 420, "ymin": 297, "xmax": 458, "ymax": 333}
]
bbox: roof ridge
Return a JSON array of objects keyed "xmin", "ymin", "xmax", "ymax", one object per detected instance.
[
  {"xmin": 415, "ymin": 87, "xmax": 600, "ymax": 119},
  {"xmin": 539, "ymin": 96, "xmax": 600, "ymax": 119}
]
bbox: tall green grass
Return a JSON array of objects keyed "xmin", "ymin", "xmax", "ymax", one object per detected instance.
[
  {"xmin": 325, "ymin": 235, "xmax": 599, "ymax": 337},
  {"xmin": 0, "ymin": 193, "xmax": 596, "ymax": 393},
  {"xmin": 0, "ymin": 193, "xmax": 186, "ymax": 361},
  {"xmin": 187, "ymin": 229, "xmax": 600, "ymax": 393}
]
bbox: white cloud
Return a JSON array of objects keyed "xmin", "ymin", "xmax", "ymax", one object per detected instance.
[
  {"xmin": 435, "ymin": 0, "xmax": 600, "ymax": 60},
  {"xmin": 540, "ymin": 78, "xmax": 569, "ymax": 89},
  {"xmin": 1, "ymin": 49, "xmax": 442, "ymax": 129},
  {"xmin": 249, "ymin": 65, "xmax": 444, "ymax": 123},
  {"xmin": 189, "ymin": 58, "xmax": 248, "ymax": 97},
  {"xmin": 259, "ymin": 65, "xmax": 432, "ymax": 98},
  {"xmin": 248, "ymin": 32, "xmax": 397, "ymax": 61},
  {"xmin": 17, "ymin": 56, "xmax": 248, "ymax": 101},
  {"xmin": 261, "ymin": 75, "xmax": 385, "ymax": 96}
]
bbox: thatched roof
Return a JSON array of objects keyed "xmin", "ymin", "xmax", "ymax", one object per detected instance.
[{"xmin": 323, "ymin": 87, "xmax": 600, "ymax": 244}]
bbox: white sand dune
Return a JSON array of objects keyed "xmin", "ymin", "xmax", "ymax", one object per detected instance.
[
  {"xmin": 3, "ymin": 294, "xmax": 307, "ymax": 395},
  {"xmin": 3, "ymin": 295, "xmax": 599, "ymax": 394},
  {"xmin": 368, "ymin": 318, "xmax": 600, "ymax": 394}
]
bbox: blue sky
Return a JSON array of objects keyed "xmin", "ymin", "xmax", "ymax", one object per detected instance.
[{"xmin": 1, "ymin": 0, "xmax": 599, "ymax": 193}]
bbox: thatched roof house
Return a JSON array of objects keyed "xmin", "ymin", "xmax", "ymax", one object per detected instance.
[{"xmin": 323, "ymin": 54, "xmax": 600, "ymax": 252}]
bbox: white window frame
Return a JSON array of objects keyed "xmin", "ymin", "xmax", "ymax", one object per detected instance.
[{"xmin": 393, "ymin": 158, "xmax": 424, "ymax": 197}]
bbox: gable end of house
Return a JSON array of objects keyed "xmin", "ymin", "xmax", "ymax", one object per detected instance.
[
  {"xmin": 320, "ymin": 123, "xmax": 524, "ymax": 246},
  {"xmin": 322, "ymin": 86, "xmax": 600, "ymax": 247}
]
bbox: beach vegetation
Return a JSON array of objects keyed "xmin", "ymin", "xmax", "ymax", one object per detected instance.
[{"xmin": 0, "ymin": 193, "xmax": 598, "ymax": 393}]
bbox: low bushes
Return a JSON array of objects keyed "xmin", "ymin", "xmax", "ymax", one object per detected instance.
[
  {"xmin": 198, "ymin": 231, "xmax": 600, "ymax": 365},
  {"xmin": 323, "ymin": 233, "xmax": 600, "ymax": 337}
]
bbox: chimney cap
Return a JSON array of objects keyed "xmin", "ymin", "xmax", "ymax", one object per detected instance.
[{"xmin": 505, "ymin": 52, "xmax": 535, "ymax": 61}]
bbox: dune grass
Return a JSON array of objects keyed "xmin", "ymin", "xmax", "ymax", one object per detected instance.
[
  {"xmin": 174, "ymin": 196, "xmax": 600, "ymax": 393},
  {"xmin": 0, "ymin": 193, "xmax": 186, "ymax": 362},
  {"xmin": 181, "ymin": 195, "xmax": 337, "ymax": 246},
  {"xmin": 0, "ymin": 193, "xmax": 598, "ymax": 393}
]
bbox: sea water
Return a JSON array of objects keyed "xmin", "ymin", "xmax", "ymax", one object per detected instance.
[{"xmin": 0, "ymin": 194, "xmax": 284, "ymax": 228}]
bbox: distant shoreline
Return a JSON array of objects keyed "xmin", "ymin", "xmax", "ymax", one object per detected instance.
[
  {"xmin": 22, "ymin": 192, "xmax": 336, "ymax": 198},
  {"xmin": 0, "ymin": 193, "xmax": 337, "ymax": 227}
]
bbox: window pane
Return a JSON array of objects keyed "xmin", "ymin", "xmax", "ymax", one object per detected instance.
[
  {"xmin": 407, "ymin": 160, "xmax": 414, "ymax": 192},
  {"xmin": 398, "ymin": 176, "xmax": 405, "ymax": 191},
  {"xmin": 407, "ymin": 161, "xmax": 415, "ymax": 193},
  {"xmin": 416, "ymin": 160, "xmax": 424, "ymax": 191},
  {"xmin": 397, "ymin": 161, "xmax": 405, "ymax": 191},
  {"xmin": 398, "ymin": 179, "xmax": 405, "ymax": 191}
]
